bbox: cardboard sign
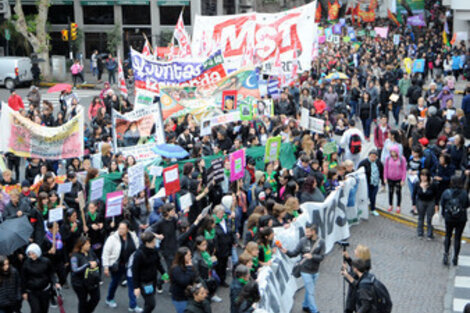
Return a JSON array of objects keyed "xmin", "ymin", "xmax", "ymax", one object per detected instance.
[
  {"xmin": 57, "ymin": 182, "xmax": 72, "ymax": 194},
  {"xmin": 264, "ymin": 136, "xmax": 282, "ymax": 163},
  {"xmin": 92, "ymin": 153, "xmax": 102, "ymax": 169},
  {"xmin": 180, "ymin": 193, "xmax": 193, "ymax": 210},
  {"xmin": 207, "ymin": 157, "xmax": 225, "ymax": 185},
  {"xmin": 309, "ymin": 117, "xmax": 325, "ymax": 133},
  {"xmin": 222, "ymin": 90, "xmax": 237, "ymax": 111},
  {"xmin": 163, "ymin": 164, "xmax": 180, "ymax": 196},
  {"xmin": 230, "ymin": 149, "xmax": 245, "ymax": 182},
  {"xmin": 149, "ymin": 166, "xmax": 163, "ymax": 177},
  {"xmin": 300, "ymin": 108, "xmax": 310, "ymax": 129},
  {"xmin": 239, "ymin": 101, "xmax": 253, "ymax": 121},
  {"xmin": 89, "ymin": 177, "xmax": 104, "ymax": 201},
  {"xmin": 106, "ymin": 190, "xmax": 124, "ymax": 218},
  {"xmin": 77, "ymin": 191, "xmax": 86, "ymax": 210},
  {"xmin": 323, "ymin": 141, "xmax": 338, "ymax": 155},
  {"xmin": 393, "ymin": 34, "xmax": 400, "ymax": 45},
  {"xmin": 128, "ymin": 163, "xmax": 145, "ymax": 197},
  {"xmin": 48, "ymin": 207, "xmax": 63, "ymax": 223}
]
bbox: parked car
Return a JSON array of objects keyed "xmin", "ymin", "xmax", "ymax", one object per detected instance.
[{"xmin": 0, "ymin": 57, "xmax": 33, "ymax": 89}]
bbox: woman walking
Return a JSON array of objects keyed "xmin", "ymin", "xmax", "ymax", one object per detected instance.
[
  {"xmin": 0, "ymin": 255, "xmax": 20, "ymax": 313},
  {"xmin": 384, "ymin": 146, "xmax": 407, "ymax": 213},
  {"xmin": 412, "ymin": 169, "xmax": 438, "ymax": 240},
  {"xmin": 170, "ymin": 247, "xmax": 198, "ymax": 313},
  {"xmin": 70, "ymin": 236, "xmax": 101, "ymax": 313}
]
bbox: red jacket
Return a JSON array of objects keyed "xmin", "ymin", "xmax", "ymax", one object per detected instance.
[
  {"xmin": 314, "ymin": 99, "xmax": 327, "ymax": 115},
  {"xmin": 8, "ymin": 94, "xmax": 24, "ymax": 111},
  {"xmin": 374, "ymin": 125, "xmax": 389, "ymax": 149}
]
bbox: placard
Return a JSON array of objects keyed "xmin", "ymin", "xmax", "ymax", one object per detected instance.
[
  {"xmin": 180, "ymin": 193, "xmax": 193, "ymax": 210},
  {"xmin": 128, "ymin": 163, "xmax": 145, "ymax": 197},
  {"xmin": 48, "ymin": 207, "xmax": 63, "ymax": 223},
  {"xmin": 92, "ymin": 153, "xmax": 102, "ymax": 169},
  {"xmin": 200, "ymin": 118, "xmax": 212, "ymax": 136},
  {"xmin": 89, "ymin": 177, "xmax": 104, "ymax": 201},
  {"xmin": 222, "ymin": 90, "xmax": 238, "ymax": 111},
  {"xmin": 106, "ymin": 190, "xmax": 124, "ymax": 218},
  {"xmin": 308, "ymin": 117, "xmax": 325, "ymax": 133},
  {"xmin": 393, "ymin": 34, "xmax": 400, "ymax": 45},
  {"xmin": 77, "ymin": 191, "xmax": 86, "ymax": 210},
  {"xmin": 300, "ymin": 108, "xmax": 309, "ymax": 129},
  {"xmin": 230, "ymin": 149, "xmax": 245, "ymax": 182},
  {"xmin": 323, "ymin": 141, "xmax": 338, "ymax": 155},
  {"xmin": 57, "ymin": 182, "xmax": 72, "ymax": 194},
  {"xmin": 239, "ymin": 101, "xmax": 253, "ymax": 121},
  {"xmin": 163, "ymin": 164, "xmax": 181, "ymax": 196},
  {"xmin": 207, "ymin": 157, "xmax": 225, "ymax": 185},
  {"xmin": 149, "ymin": 166, "xmax": 163, "ymax": 177},
  {"xmin": 333, "ymin": 35, "xmax": 340, "ymax": 44},
  {"xmin": 264, "ymin": 136, "xmax": 282, "ymax": 163}
]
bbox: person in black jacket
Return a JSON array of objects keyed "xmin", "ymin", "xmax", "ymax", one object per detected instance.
[
  {"xmin": 132, "ymin": 232, "xmax": 166, "ymax": 313},
  {"xmin": 63, "ymin": 171, "xmax": 84, "ymax": 212},
  {"xmin": 412, "ymin": 169, "xmax": 439, "ymax": 240},
  {"xmin": 70, "ymin": 236, "xmax": 100, "ymax": 313},
  {"xmin": 230, "ymin": 265, "xmax": 250, "ymax": 313},
  {"xmin": 184, "ymin": 283, "xmax": 212, "ymax": 313},
  {"xmin": 0, "ymin": 255, "xmax": 21, "ymax": 313},
  {"xmin": 213, "ymin": 205, "xmax": 236, "ymax": 288},
  {"xmin": 358, "ymin": 92, "xmax": 376, "ymax": 140},
  {"xmin": 21, "ymin": 243, "xmax": 60, "ymax": 313},
  {"xmin": 441, "ymin": 176, "xmax": 470, "ymax": 266},
  {"xmin": 170, "ymin": 247, "xmax": 198, "ymax": 313},
  {"xmin": 25, "ymin": 158, "xmax": 42, "ymax": 185},
  {"xmin": 358, "ymin": 150, "xmax": 384, "ymax": 216},
  {"xmin": 345, "ymin": 259, "xmax": 378, "ymax": 313},
  {"xmin": 234, "ymin": 281, "xmax": 260, "ymax": 313}
]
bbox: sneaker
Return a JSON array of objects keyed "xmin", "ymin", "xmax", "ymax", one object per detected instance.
[
  {"xmin": 100, "ymin": 281, "xmax": 104, "ymax": 285},
  {"xmin": 426, "ymin": 236, "xmax": 434, "ymax": 241},
  {"xmin": 371, "ymin": 211, "xmax": 379, "ymax": 216},
  {"xmin": 211, "ymin": 295, "xmax": 223, "ymax": 303},
  {"xmin": 396, "ymin": 208, "xmax": 401, "ymax": 214},
  {"xmin": 121, "ymin": 280, "xmax": 127, "ymax": 287},
  {"xmin": 50, "ymin": 297, "xmax": 58, "ymax": 308},
  {"xmin": 129, "ymin": 306, "xmax": 143, "ymax": 313},
  {"xmin": 443, "ymin": 253, "xmax": 449, "ymax": 266},
  {"xmin": 387, "ymin": 206, "xmax": 393, "ymax": 212},
  {"xmin": 106, "ymin": 300, "xmax": 118, "ymax": 308},
  {"xmin": 156, "ymin": 285, "xmax": 163, "ymax": 294}
]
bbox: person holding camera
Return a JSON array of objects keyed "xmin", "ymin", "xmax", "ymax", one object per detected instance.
[
  {"xmin": 341, "ymin": 245, "xmax": 372, "ymax": 313},
  {"xmin": 70, "ymin": 236, "xmax": 101, "ymax": 313},
  {"xmin": 280, "ymin": 223, "xmax": 325, "ymax": 313}
]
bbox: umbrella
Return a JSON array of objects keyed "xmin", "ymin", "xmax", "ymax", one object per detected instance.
[
  {"xmin": 0, "ymin": 216, "xmax": 33, "ymax": 255},
  {"xmin": 151, "ymin": 144, "xmax": 189, "ymax": 159},
  {"xmin": 56, "ymin": 288, "xmax": 66, "ymax": 313},
  {"xmin": 47, "ymin": 83, "xmax": 72, "ymax": 93},
  {"xmin": 324, "ymin": 72, "xmax": 349, "ymax": 81}
]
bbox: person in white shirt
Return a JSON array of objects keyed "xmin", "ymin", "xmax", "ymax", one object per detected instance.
[{"xmin": 340, "ymin": 120, "xmax": 366, "ymax": 169}]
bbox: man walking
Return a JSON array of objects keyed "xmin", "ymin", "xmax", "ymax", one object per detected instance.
[{"xmin": 358, "ymin": 150, "xmax": 384, "ymax": 216}]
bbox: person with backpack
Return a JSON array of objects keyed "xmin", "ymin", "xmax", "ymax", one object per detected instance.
[
  {"xmin": 340, "ymin": 120, "xmax": 366, "ymax": 169},
  {"xmin": 419, "ymin": 137, "xmax": 439, "ymax": 176},
  {"xmin": 440, "ymin": 176, "xmax": 470, "ymax": 266},
  {"xmin": 342, "ymin": 258, "xmax": 392, "ymax": 313},
  {"xmin": 358, "ymin": 150, "xmax": 384, "ymax": 217}
]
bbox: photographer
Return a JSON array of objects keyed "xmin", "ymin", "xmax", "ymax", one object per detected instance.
[
  {"xmin": 280, "ymin": 223, "xmax": 325, "ymax": 313},
  {"xmin": 341, "ymin": 245, "xmax": 372, "ymax": 313}
]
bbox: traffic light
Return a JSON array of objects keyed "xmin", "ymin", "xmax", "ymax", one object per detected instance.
[
  {"xmin": 61, "ymin": 29, "xmax": 68, "ymax": 41},
  {"xmin": 70, "ymin": 23, "xmax": 78, "ymax": 41}
]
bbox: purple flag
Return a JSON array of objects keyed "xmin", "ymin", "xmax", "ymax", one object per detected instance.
[{"xmin": 407, "ymin": 13, "xmax": 426, "ymax": 27}]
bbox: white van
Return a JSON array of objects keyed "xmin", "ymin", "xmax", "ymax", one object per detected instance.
[{"xmin": 0, "ymin": 57, "xmax": 33, "ymax": 89}]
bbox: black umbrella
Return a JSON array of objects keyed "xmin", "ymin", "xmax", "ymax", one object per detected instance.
[{"xmin": 0, "ymin": 216, "xmax": 33, "ymax": 255}]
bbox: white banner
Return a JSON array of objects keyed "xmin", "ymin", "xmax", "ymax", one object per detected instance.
[
  {"xmin": 192, "ymin": 1, "xmax": 318, "ymax": 75},
  {"xmin": 257, "ymin": 168, "xmax": 368, "ymax": 313}
]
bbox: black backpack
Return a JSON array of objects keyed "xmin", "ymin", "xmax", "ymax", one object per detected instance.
[
  {"xmin": 445, "ymin": 190, "xmax": 464, "ymax": 217},
  {"xmin": 349, "ymin": 134, "xmax": 362, "ymax": 155},
  {"xmin": 360, "ymin": 274, "xmax": 393, "ymax": 313}
]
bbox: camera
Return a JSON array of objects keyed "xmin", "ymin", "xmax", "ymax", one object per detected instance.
[{"xmin": 336, "ymin": 241, "xmax": 350, "ymax": 251}]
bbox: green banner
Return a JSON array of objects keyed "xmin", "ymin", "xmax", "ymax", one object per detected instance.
[{"xmin": 396, "ymin": 0, "xmax": 424, "ymax": 13}]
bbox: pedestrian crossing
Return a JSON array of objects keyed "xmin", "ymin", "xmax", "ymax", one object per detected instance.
[
  {"xmin": 453, "ymin": 246, "xmax": 470, "ymax": 313},
  {"xmin": 40, "ymin": 89, "xmax": 101, "ymax": 108}
]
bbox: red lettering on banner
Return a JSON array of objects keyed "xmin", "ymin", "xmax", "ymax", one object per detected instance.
[{"xmin": 213, "ymin": 15, "xmax": 255, "ymax": 57}]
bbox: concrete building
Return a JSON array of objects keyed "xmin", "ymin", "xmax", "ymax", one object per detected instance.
[
  {"xmin": 447, "ymin": 0, "xmax": 470, "ymax": 34},
  {"xmin": 6, "ymin": 0, "xmax": 243, "ymax": 58}
]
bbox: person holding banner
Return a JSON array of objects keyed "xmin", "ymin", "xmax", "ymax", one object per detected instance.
[{"xmin": 280, "ymin": 223, "xmax": 325, "ymax": 313}]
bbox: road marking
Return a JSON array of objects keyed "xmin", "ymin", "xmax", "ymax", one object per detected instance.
[
  {"xmin": 453, "ymin": 298, "xmax": 469, "ymax": 312},
  {"xmin": 455, "ymin": 276, "xmax": 470, "ymax": 289},
  {"xmin": 460, "ymin": 256, "xmax": 470, "ymax": 267}
]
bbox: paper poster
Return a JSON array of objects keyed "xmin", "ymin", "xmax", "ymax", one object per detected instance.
[
  {"xmin": 240, "ymin": 101, "xmax": 253, "ymax": 121},
  {"xmin": 333, "ymin": 35, "xmax": 340, "ymax": 44},
  {"xmin": 254, "ymin": 99, "xmax": 274, "ymax": 117},
  {"xmin": 374, "ymin": 27, "xmax": 388, "ymax": 39},
  {"xmin": 128, "ymin": 163, "xmax": 145, "ymax": 197},
  {"xmin": 309, "ymin": 117, "xmax": 325, "ymax": 133},
  {"xmin": 207, "ymin": 157, "xmax": 225, "ymax": 185},
  {"xmin": 412, "ymin": 59, "xmax": 425, "ymax": 73},
  {"xmin": 326, "ymin": 35, "xmax": 333, "ymax": 42},
  {"xmin": 264, "ymin": 136, "xmax": 282, "ymax": 163},
  {"xmin": 106, "ymin": 190, "xmax": 124, "ymax": 218},
  {"xmin": 92, "ymin": 153, "xmax": 102, "ymax": 169},
  {"xmin": 343, "ymin": 36, "xmax": 351, "ymax": 43},
  {"xmin": 200, "ymin": 118, "xmax": 212, "ymax": 136},
  {"xmin": 48, "ymin": 207, "xmax": 63, "ymax": 223},
  {"xmin": 300, "ymin": 108, "xmax": 310, "ymax": 129},
  {"xmin": 357, "ymin": 30, "xmax": 365, "ymax": 37},
  {"xmin": 149, "ymin": 166, "xmax": 163, "ymax": 177},
  {"xmin": 393, "ymin": 34, "xmax": 400, "ymax": 45},
  {"xmin": 89, "ymin": 177, "xmax": 104, "ymax": 201},
  {"xmin": 318, "ymin": 36, "xmax": 326, "ymax": 44},
  {"xmin": 135, "ymin": 89, "xmax": 157, "ymax": 108},
  {"xmin": 77, "ymin": 191, "xmax": 86, "ymax": 210},
  {"xmin": 57, "ymin": 182, "xmax": 72, "ymax": 194},
  {"xmin": 323, "ymin": 141, "xmax": 338, "ymax": 155},
  {"xmin": 180, "ymin": 193, "xmax": 193, "ymax": 210},
  {"xmin": 230, "ymin": 149, "xmax": 245, "ymax": 182},
  {"xmin": 222, "ymin": 90, "xmax": 238, "ymax": 111},
  {"xmin": 163, "ymin": 164, "xmax": 181, "ymax": 196}
]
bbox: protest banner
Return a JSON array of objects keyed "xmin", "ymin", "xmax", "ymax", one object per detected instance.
[
  {"xmin": 407, "ymin": 13, "xmax": 426, "ymax": 27},
  {"xmin": 131, "ymin": 49, "xmax": 226, "ymax": 93},
  {"xmin": 163, "ymin": 164, "xmax": 180, "ymax": 196},
  {"xmin": 128, "ymin": 163, "xmax": 145, "ymax": 197},
  {"xmin": 0, "ymin": 104, "xmax": 84, "ymax": 160},
  {"xmin": 89, "ymin": 177, "xmax": 104, "ymax": 201},
  {"xmin": 192, "ymin": 1, "xmax": 318, "ymax": 75},
  {"xmin": 57, "ymin": 182, "xmax": 72, "ymax": 195},
  {"xmin": 112, "ymin": 106, "xmax": 164, "ymax": 160},
  {"xmin": 135, "ymin": 89, "xmax": 157, "ymax": 109},
  {"xmin": 48, "ymin": 207, "xmax": 63, "ymax": 223},
  {"xmin": 264, "ymin": 136, "xmax": 281, "ymax": 163},
  {"xmin": 207, "ymin": 157, "xmax": 225, "ymax": 185},
  {"xmin": 160, "ymin": 67, "xmax": 259, "ymax": 121},
  {"xmin": 308, "ymin": 117, "xmax": 325, "ymax": 133},
  {"xmin": 106, "ymin": 190, "xmax": 124, "ymax": 218},
  {"xmin": 257, "ymin": 168, "xmax": 368, "ymax": 313},
  {"xmin": 412, "ymin": 59, "xmax": 425, "ymax": 73},
  {"xmin": 230, "ymin": 149, "xmax": 245, "ymax": 182},
  {"xmin": 374, "ymin": 26, "xmax": 388, "ymax": 39}
]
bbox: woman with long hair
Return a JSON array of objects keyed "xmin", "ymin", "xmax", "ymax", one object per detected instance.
[
  {"xmin": 70, "ymin": 236, "xmax": 101, "ymax": 313},
  {"xmin": 0, "ymin": 255, "xmax": 21, "ymax": 313},
  {"xmin": 184, "ymin": 283, "xmax": 212, "ymax": 313},
  {"xmin": 412, "ymin": 169, "xmax": 438, "ymax": 240},
  {"xmin": 257, "ymin": 227, "xmax": 276, "ymax": 267},
  {"xmin": 170, "ymin": 247, "xmax": 197, "ymax": 313}
]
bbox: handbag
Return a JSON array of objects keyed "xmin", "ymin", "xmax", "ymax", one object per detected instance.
[
  {"xmin": 142, "ymin": 283, "xmax": 154, "ymax": 295},
  {"xmin": 431, "ymin": 212, "xmax": 443, "ymax": 227},
  {"xmin": 84, "ymin": 267, "xmax": 100, "ymax": 290},
  {"xmin": 292, "ymin": 239, "xmax": 320, "ymax": 278}
]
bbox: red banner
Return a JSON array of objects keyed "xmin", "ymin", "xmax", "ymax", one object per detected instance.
[
  {"xmin": 328, "ymin": 0, "xmax": 340, "ymax": 20},
  {"xmin": 163, "ymin": 165, "xmax": 180, "ymax": 196}
]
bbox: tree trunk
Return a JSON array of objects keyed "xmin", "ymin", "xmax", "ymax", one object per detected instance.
[{"xmin": 13, "ymin": 0, "xmax": 52, "ymax": 81}]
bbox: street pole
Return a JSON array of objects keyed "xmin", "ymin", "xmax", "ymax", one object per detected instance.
[{"xmin": 67, "ymin": 16, "xmax": 73, "ymax": 60}]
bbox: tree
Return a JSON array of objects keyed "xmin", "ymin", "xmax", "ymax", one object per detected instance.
[
  {"xmin": 13, "ymin": 0, "xmax": 51, "ymax": 80},
  {"xmin": 107, "ymin": 24, "xmax": 122, "ymax": 56}
]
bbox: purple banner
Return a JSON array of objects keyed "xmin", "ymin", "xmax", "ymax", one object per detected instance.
[{"xmin": 407, "ymin": 13, "xmax": 426, "ymax": 27}]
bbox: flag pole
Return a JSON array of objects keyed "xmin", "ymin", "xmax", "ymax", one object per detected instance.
[{"xmin": 142, "ymin": 32, "xmax": 154, "ymax": 55}]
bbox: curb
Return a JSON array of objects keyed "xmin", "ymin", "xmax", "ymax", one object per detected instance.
[{"xmin": 375, "ymin": 207, "xmax": 470, "ymax": 242}]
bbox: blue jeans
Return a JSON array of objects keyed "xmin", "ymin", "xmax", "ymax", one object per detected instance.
[
  {"xmin": 360, "ymin": 117, "xmax": 372, "ymax": 138},
  {"xmin": 106, "ymin": 265, "xmax": 137, "ymax": 309},
  {"xmin": 301, "ymin": 272, "xmax": 319, "ymax": 313},
  {"xmin": 349, "ymin": 100, "xmax": 358, "ymax": 119},
  {"xmin": 368, "ymin": 184, "xmax": 379, "ymax": 211},
  {"xmin": 172, "ymin": 300, "xmax": 188, "ymax": 313}
]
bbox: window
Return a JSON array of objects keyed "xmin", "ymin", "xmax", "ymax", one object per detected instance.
[
  {"xmin": 49, "ymin": 32, "xmax": 70, "ymax": 56},
  {"xmin": 84, "ymin": 32, "xmax": 108, "ymax": 57},
  {"xmin": 122, "ymin": 5, "xmax": 151, "ymax": 25},
  {"xmin": 83, "ymin": 5, "xmax": 114, "ymax": 24},
  {"xmin": 159, "ymin": 5, "xmax": 190, "ymax": 25},
  {"xmin": 48, "ymin": 5, "xmax": 75, "ymax": 24}
]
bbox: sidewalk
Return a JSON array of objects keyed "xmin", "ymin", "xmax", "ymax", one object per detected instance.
[{"xmin": 38, "ymin": 71, "xmax": 105, "ymax": 89}]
